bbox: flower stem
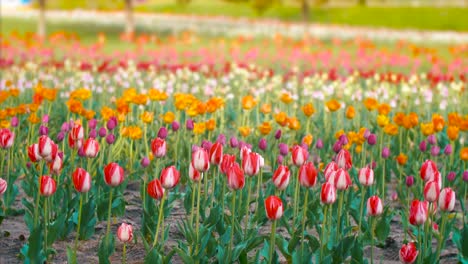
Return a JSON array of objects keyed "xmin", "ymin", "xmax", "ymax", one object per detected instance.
[
  {"xmin": 320, "ymin": 205, "xmax": 329, "ymax": 262},
  {"xmin": 300, "ymin": 189, "xmax": 309, "ymax": 257},
  {"xmin": 244, "ymin": 177, "xmax": 252, "ymax": 236},
  {"xmin": 105, "ymin": 188, "xmax": 114, "ymax": 247},
  {"xmin": 269, "ymin": 220, "xmax": 277, "ymax": 264},
  {"xmin": 229, "ymin": 191, "xmax": 237, "ymax": 261},
  {"xmin": 74, "ymin": 194, "xmax": 84, "ymax": 250},
  {"xmin": 122, "ymin": 243, "xmax": 127, "ymax": 264},
  {"xmin": 44, "ymin": 197, "xmax": 49, "ymax": 258},
  {"xmin": 190, "ymin": 183, "xmax": 196, "ymax": 226},
  {"xmin": 153, "ymin": 192, "xmax": 166, "ymax": 248},
  {"xmin": 293, "ymin": 168, "xmax": 300, "ymax": 229},
  {"xmin": 336, "ymin": 191, "xmax": 344, "ymax": 240},
  {"xmin": 195, "ymin": 180, "xmax": 202, "ymax": 252},
  {"xmin": 359, "ymin": 186, "xmax": 366, "ymax": 235},
  {"xmin": 370, "ymin": 217, "xmax": 374, "ymax": 264},
  {"xmin": 435, "ymin": 212, "xmax": 447, "ymax": 260},
  {"xmin": 418, "ymin": 225, "xmax": 423, "ymax": 264}
]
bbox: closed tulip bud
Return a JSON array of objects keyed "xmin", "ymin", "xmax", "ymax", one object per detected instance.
[
  {"xmin": 220, "ymin": 154, "xmax": 236, "ymax": 175},
  {"xmin": 321, "ymin": 182, "xmax": 337, "ymax": 204},
  {"xmin": 363, "ymin": 129, "xmax": 371, "ymax": 139},
  {"xmin": 117, "ymin": 223, "xmax": 133, "ymax": 243},
  {"xmin": 56, "ymin": 131, "xmax": 65, "ymax": 142},
  {"xmin": 292, "ymin": 145, "xmax": 308, "ymax": 166},
  {"xmin": 265, "ymin": 196, "xmax": 284, "ymax": 220},
  {"xmin": 332, "ymin": 141, "xmax": 342, "ymax": 153},
  {"xmin": 444, "ymin": 144, "xmax": 452, "ymax": 155},
  {"xmin": 42, "ymin": 115, "xmax": 49, "ymax": 124},
  {"xmin": 217, "ymin": 134, "xmax": 226, "ymax": 145},
  {"xmin": 192, "ymin": 148, "xmax": 210, "ymax": 172},
  {"xmin": 0, "ymin": 178, "xmax": 7, "ymax": 195},
  {"xmin": 315, "ymin": 138, "xmax": 324, "ymax": 149},
  {"xmin": 336, "ymin": 149, "xmax": 352, "ymax": 170},
  {"xmin": 38, "ymin": 135, "xmax": 55, "ymax": 157},
  {"xmin": 430, "ymin": 145, "xmax": 440, "ymax": 156},
  {"xmin": 230, "ymin": 136, "xmax": 238, "ymax": 148},
  {"xmin": 272, "ymin": 165, "xmax": 290, "ymax": 190},
  {"xmin": 89, "ymin": 129, "xmax": 97, "ymax": 139},
  {"xmin": 189, "ymin": 161, "xmax": 202, "ymax": 182},
  {"xmin": 147, "ymin": 178, "xmax": 165, "ymax": 200},
  {"xmin": 367, "ymin": 134, "xmax": 377, "ymax": 145},
  {"xmin": 78, "ymin": 147, "xmax": 86, "ymax": 157},
  {"xmin": 447, "ymin": 171, "xmax": 456, "ymax": 182},
  {"xmin": 171, "ymin": 121, "xmax": 180, "ymax": 132},
  {"xmin": 409, "ymin": 200, "xmax": 428, "ymax": 226},
  {"xmin": 201, "ymin": 140, "xmax": 212, "ymax": 152},
  {"xmin": 141, "ymin": 157, "xmax": 150, "ymax": 168},
  {"xmin": 49, "ymin": 154, "xmax": 63, "ymax": 175},
  {"xmin": 258, "ymin": 138, "xmax": 267, "ymax": 151},
  {"xmin": 151, "ymin": 138, "xmax": 166, "ymax": 158},
  {"xmin": 278, "ymin": 143, "xmax": 288, "ymax": 156},
  {"xmin": 39, "ymin": 175, "xmax": 57, "ymax": 196},
  {"xmin": 83, "ymin": 138, "xmax": 99, "ymax": 158},
  {"xmin": 10, "ymin": 117, "xmax": 19, "ymax": 127},
  {"xmin": 391, "ymin": 192, "xmax": 398, "ymax": 201},
  {"xmin": 28, "ymin": 143, "xmax": 42, "ymax": 162},
  {"xmin": 70, "ymin": 124, "xmax": 84, "ymax": 141},
  {"xmin": 324, "ymin": 161, "xmax": 338, "ymax": 181},
  {"xmin": 185, "ymin": 119, "xmax": 194, "ymax": 130},
  {"xmin": 98, "ymin": 127, "xmax": 107, "ymax": 137},
  {"xmin": 88, "ymin": 118, "xmax": 97, "ymax": 129},
  {"xmin": 438, "ymin": 188, "xmax": 456, "ymax": 212},
  {"xmin": 406, "ymin": 176, "xmax": 414, "ymax": 187},
  {"xmin": 106, "ymin": 117, "xmax": 117, "ymax": 131},
  {"xmin": 72, "ymin": 168, "xmax": 91, "ymax": 193},
  {"xmin": 358, "ymin": 167, "xmax": 374, "ymax": 186},
  {"xmin": 106, "ymin": 134, "xmax": 115, "ymax": 145},
  {"xmin": 242, "ymin": 152, "xmax": 262, "ymax": 176},
  {"xmin": 157, "ymin": 127, "xmax": 168, "ymax": 139},
  {"xmin": 420, "ymin": 160, "xmax": 438, "ymax": 182},
  {"xmin": 160, "ymin": 166, "xmax": 180, "ymax": 189},
  {"xmin": 104, "ymin": 162, "xmax": 124, "ymax": 187},
  {"xmin": 399, "ymin": 242, "xmax": 419, "ymax": 264},
  {"xmin": 423, "ymin": 180, "xmax": 440, "ymax": 202},
  {"xmin": 227, "ymin": 163, "xmax": 245, "ymax": 190},
  {"xmin": 274, "ymin": 129, "xmax": 282, "ymax": 140},
  {"xmin": 367, "ymin": 195, "xmax": 383, "ymax": 216},
  {"xmin": 339, "ymin": 134, "xmax": 349, "ymax": 145},
  {"xmin": 381, "ymin": 147, "xmax": 390, "ymax": 159},
  {"xmin": 463, "ymin": 171, "xmax": 468, "ymax": 182},
  {"xmin": 419, "ymin": 141, "xmax": 427, "ymax": 152},
  {"xmin": 427, "ymin": 134, "xmax": 436, "ymax": 145},
  {"xmin": 61, "ymin": 122, "xmax": 70, "ymax": 132},
  {"xmin": 334, "ymin": 168, "xmax": 352, "ymax": 190},
  {"xmin": 299, "ymin": 162, "xmax": 318, "ymax": 188},
  {"xmin": 277, "ymin": 155, "xmax": 283, "ymax": 165},
  {"xmin": 39, "ymin": 125, "xmax": 49, "ymax": 136}
]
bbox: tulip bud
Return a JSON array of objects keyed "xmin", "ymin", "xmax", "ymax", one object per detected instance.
[
  {"xmin": 399, "ymin": 242, "xmax": 419, "ymax": 264},
  {"xmin": 444, "ymin": 144, "xmax": 452, "ymax": 155},
  {"xmin": 427, "ymin": 134, "xmax": 436, "ymax": 145},
  {"xmin": 447, "ymin": 171, "xmax": 456, "ymax": 182},
  {"xmin": 72, "ymin": 168, "xmax": 92, "ymax": 193},
  {"xmin": 157, "ymin": 127, "xmax": 168, "ymax": 139},
  {"xmin": 186, "ymin": 119, "xmax": 194, "ymax": 130},
  {"xmin": 106, "ymin": 134, "xmax": 115, "ymax": 144},
  {"xmin": 423, "ymin": 180, "xmax": 440, "ymax": 202},
  {"xmin": 171, "ymin": 121, "xmax": 180, "ymax": 132},
  {"xmin": 420, "ymin": 160, "xmax": 438, "ymax": 182},
  {"xmin": 406, "ymin": 176, "xmax": 414, "ymax": 187},
  {"xmin": 409, "ymin": 200, "xmax": 428, "ymax": 226},
  {"xmin": 277, "ymin": 155, "xmax": 283, "ymax": 165},
  {"xmin": 104, "ymin": 162, "xmax": 124, "ymax": 187},
  {"xmin": 42, "ymin": 115, "xmax": 49, "ymax": 124},
  {"xmin": 265, "ymin": 195, "xmax": 284, "ymax": 220},
  {"xmin": 39, "ymin": 175, "xmax": 57, "ymax": 196},
  {"xmin": 227, "ymin": 163, "xmax": 245, "ymax": 190},
  {"xmin": 315, "ymin": 138, "xmax": 324, "ymax": 149},
  {"xmin": 430, "ymin": 145, "xmax": 440, "ymax": 157},
  {"xmin": 242, "ymin": 152, "xmax": 262, "ymax": 176},
  {"xmin": 463, "ymin": 171, "xmax": 468, "ymax": 182},
  {"xmin": 39, "ymin": 125, "xmax": 49, "ymax": 136},
  {"xmin": 321, "ymin": 182, "xmax": 337, "ymax": 204},
  {"xmin": 89, "ymin": 129, "xmax": 97, "ymax": 139},
  {"xmin": 192, "ymin": 148, "xmax": 210, "ymax": 172},
  {"xmin": 201, "ymin": 140, "xmax": 212, "ymax": 152},
  {"xmin": 332, "ymin": 141, "xmax": 342, "ymax": 153},
  {"xmin": 151, "ymin": 138, "xmax": 167, "ymax": 158},
  {"xmin": 61, "ymin": 122, "xmax": 70, "ymax": 132},
  {"xmin": 358, "ymin": 167, "xmax": 374, "ymax": 186},
  {"xmin": 141, "ymin": 157, "xmax": 150, "ymax": 168},
  {"xmin": 339, "ymin": 134, "xmax": 348, "ymax": 145},
  {"xmin": 0, "ymin": 178, "xmax": 7, "ymax": 195},
  {"xmin": 291, "ymin": 145, "xmax": 308, "ymax": 166},
  {"xmin": 367, "ymin": 134, "xmax": 377, "ymax": 145},
  {"xmin": 258, "ymin": 138, "xmax": 267, "ymax": 151},
  {"xmin": 278, "ymin": 143, "xmax": 288, "ymax": 156},
  {"xmin": 117, "ymin": 223, "xmax": 133, "ymax": 243},
  {"xmin": 381, "ymin": 147, "xmax": 390, "ymax": 159},
  {"xmin": 10, "ymin": 117, "xmax": 19, "ymax": 127},
  {"xmin": 56, "ymin": 131, "xmax": 65, "ymax": 142},
  {"xmin": 160, "ymin": 166, "xmax": 180, "ymax": 189},
  {"xmin": 336, "ymin": 149, "xmax": 352, "ymax": 170},
  {"xmin": 419, "ymin": 141, "xmax": 427, "ymax": 152},
  {"xmin": 217, "ymin": 134, "xmax": 226, "ymax": 146},
  {"xmin": 98, "ymin": 127, "xmax": 107, "ymax": 137},
  {"xmin": 438, "ymin": 188, "xmax": 456, "ymax": 212},
  {"xmin": 28, "ymin": 143, "xmax": 42, "ymax": 162},
  {"xmin": 272, "ymin": 165, "xmax": 290, "ymax": 190},
  {"xmin": 274, "ymin": 129, "xmax": 282, "ymax": 140},
  {"xmin": 88, "ymin": 119, "xmax": 97, "ymax": 129},
  {"xmin": 230, "ymin": 137, "xmax": 238, "ymax": 148},
  {"xmin": 83, "ymin": 138, "xmax": 99, "ymax": 158},
  {"xmin": 78, "ymin": 147, "xmax": 86, "ymax": 157},
  {"xmin": 298, "ymin": 162, "xmax": 318, "ymax": 188},
  {"xmin": 367, "ymin": 195, "xmax": 383, "ymax": 216},
  {"xmin": 106, "ymin": 117, "xmax": 117, "ymax": 131},
  {"xmin": 147, "ymin": 178, "xmax": 165, "ymax": 200},
  {"xmin": 334, "ymin": 168, "xmax": 352, "ymax": 190},
  {"xmin": 391, "ymin": 192, "xmax": 398, "ymax": 201}
]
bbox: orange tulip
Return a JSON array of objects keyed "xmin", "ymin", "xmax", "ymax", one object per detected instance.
[
  {"xmin": 432, "ymin": 114, "xmax": 445, "ymax": 132},
  {"xmin": 377, "ymin": 103, "xmax": 391, "ymax": 115},
  {"xmin": 239, "ymin": 126, "xmax": 251, "ymax": 137},
  {"xmin": 396, "ymin": 153, "xmax": 408, "ymax": 166},
  {"xmin": 206, "ymin": 119, "xmax": 216, "ymax": 131},
  {"xmin": 345, "ymin": 106, "xmax": 355, "ymax": 119},
  {"xmin": 163, "ymin": 112, "xmax": 175, "ymax": 124},
  {"xmin": 140, "ymin": 111, "xmax": 154, "ymax": 124},
  {"xmin": 383, "ymin": 123, "xmax": 398, "ymax": 136},
  {"xmin": 280, "ymin": 93, "xmax": 294, "ymax": 104},
  {"xmin": 377, "ymin": 115, "xmax": 390, "ymax": 127},
  {"xmin": 460, "ymin": 148, "xmax": 468, "ymax": 161},
  {"xmin": 447, "ymin": 126, "xmax": 459, "ymax": 141},
  {"xmin": 260, "ymin": 103, "xmax": 272, "ymax": 114},
  {"xmin": 275, "ymin": 112, "xmax": 288, "ymax": 127},
  {"xmin": 301, "ymin": 103, "xmax": 315, "ymax": 117},
  {"xmin": 364, "ymin": 98, "xmax": 378, "ymax": 111},
  {"xmin": 242, "ymin": 95, "xmax": 257, "ymax": 110},
  {"xmin": 258, "ymin": 122, "xmax": 272, "ymax": 135},
  {"xmin": 326, "ymin": 99, "xmax": 341, "ymax": 112},
  {"xmin": 288, "ymin": 117, "xmax": 301, "ymax": 130}
]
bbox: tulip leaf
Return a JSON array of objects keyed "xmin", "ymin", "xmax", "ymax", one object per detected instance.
[
  {"xmin": 98, "ymin": 234, "xmax": 115, "ymax": 264},
  {"xmin": 351, "ymin": 238, "xmax": 364, "ymax": 264},
  {"xmin": 453, "ymin": 224, "xmax": 468, "ymax": 260},
  {"xmin": 21, "ymin": 226, "xmax": 45, "ymax": 264},
  {"xmin": 144, "ymin": 248, "xmax": 163, "ymax": 264},
  {"xmin": 66, "ymin": 245, "xmax": 77, "ymax": 264}
]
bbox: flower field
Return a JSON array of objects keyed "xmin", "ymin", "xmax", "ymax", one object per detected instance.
[{"xmin": 0, "ymin": 31, "xmax": 467, "ymax": 263}]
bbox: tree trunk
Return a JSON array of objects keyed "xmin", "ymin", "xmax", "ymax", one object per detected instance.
[
  {"xmin": 301, "ymin": 0, "xmax": 310, "ymax": 21},
  {"xmin": 38, "ymin": 0, "xmax": 46, "ymax": 38},
  {"xmin": 125, "ymin": 0, "xmax": 134, "ymax": 35}
]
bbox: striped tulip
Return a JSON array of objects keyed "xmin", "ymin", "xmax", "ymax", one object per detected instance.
[
  {"xmin": 358, "ymin": 167, "xmax": 374, "ymax": 186},
  {"xmin": 438, "ymin": 188, "xmax": 456, "ymax": 212},
  {"xmin": 189, "ymin": 161, "xmax": 202, "ymax": 182},
  {"xmin": 209, "ymin": 142, "xmax": 223, "ymax": 165},
  {"xmin": 48, "ymin": 154, "xmax": 63, "ymax": 175},
  {"xmin": 0, "ymin": 128, "xmax": 14, "ymax": 149},
  {"xmin": 192, "ymin": 148, "xmax": 210, "ymax": 172},
  {"xmin": 423, "ymin": 180, "xmax": 440, "ymax": 203},
  {"xmin": 334, "ymin": 168, "xmax": 352, "ymax": 190},
  {"xmin": 38, "ymin": 135, "xmax": 56, "ymax": 159},
  {"xmin": 226, "ymin": 163, "xmax": 245, "ymax": 190},
  {"xmin": 39, "ymin": 175, "xmax": 57, "ymax": 196},
  {"xmin": 83, "ymin": 138, "xmax": 99, "ymax": 158},
  {"xmin": 291, "ymin": 145, "xmax": 309, "ymax": 166},
  {"xmin": 399, "ymin": 242, "xmax": 418, "ymax": 264},
  {"xmin": 298, "ymin": 162, "xmax": 318, "ymax": 188},
  {"xmin": 367, "ymin": 195, "xmax": 383, "ymax": 216},
  {"xmin": 324, "ymin": 161, "xmax": 338, "ymax": 181},
  {"xmin": 0, "ymin": 178, "xmax": 7, "ymax": 195},
  {"xmin": 117, "ymin": 223, "xmax": 133, "ymax": 243},
  {"xmin": 336, "ymin": 149, "xmax": 352, "ymax": 170},
  {"xmin": 104, "ymin": 162, "xmax": 124, "ymax": 187},
  {"xmin": 160, "ymin": 166, "xmax": 180, "ymax": 189},
  {"xmin": 28, "ymin": 144, "xmax": 42, "ymax": 162},
  {"xmin": 272, "ymin": 165, "xmax": 290, "ymax": 191},
  {"xmin": 242, "ymin": 152, "xmax": 262, "ymax": 176},
  {"xmin": 72, "ymin": 168, "xmax": 92, "ymax": 193},
  {"xmin": 147, "ymin": 178, "xmax": 165, "ymax": 200},
  {"xmin": 70, "ymin": 123, "xmax": 84, "ymax": 141},
  {"xmin": 420, "ymin": 159, "xmax": 438, "ymax": 182},
  {"xmin": 321, "ymin": 182, "xmax": 337, "ymax": 204},
  {"xmin": 265, "ymin": 196, "xmax": 284, "ymax": 220},
  {"xmin": 409, "ymin": 200, "xmax": 428, "ymax": 226},
  {"xmin": 220, "ymin": 154, "xmax": 236, "ymax": 175},
  {"xmin": 151, "ymin": 138, "xmax": 167, "ymax": 158}
]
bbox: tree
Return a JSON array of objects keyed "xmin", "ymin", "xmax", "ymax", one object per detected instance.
[
  {"xmin": 300, "ymin": 0, "xmax": 310, "ymax": 21},
  {"xmin": 38, "ymin": 0, "xmax": 46, "ymax": 38},
  {"xmin": 124, "ymin": 0, "xmax": 134, "ymax": 35}
]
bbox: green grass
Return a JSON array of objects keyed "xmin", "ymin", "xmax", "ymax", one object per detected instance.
[{"xmin": 39, "ymin": 0, "xmax": 468, "ymax": 31}]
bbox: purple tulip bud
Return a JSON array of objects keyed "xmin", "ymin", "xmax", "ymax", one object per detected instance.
[
  {"xmin": 316, "ymin": 139, "xmax": 323, "ymax": 149},
  {"xmin": 88, "ymin": 118, "xmax": 97, "ymax": 129},
  {"xmin": 39, "ymin": 125, "xmax": 48, "ymax": 136},
  {"xmin": 332, "ymin": 141, "xmax": 342, "ymax": 153},
  {"xmin": 27, "ymin": 162, "xmax": 32, "ymax": 169},
  {"xmin": 141, "ymin": 157, "xmax": 150, "ymax": 168},
  {"xmin": 279, "ymin": 143, "xmax": 288, "ymax": 156},
  {"xmin": 447, "ymin": 171, "xmax": 456, "ymax": 182},
  {"xmin": 201, "ymin": 140, "xmax": 212, "ymax": 151},
  {"xmin": 406, "ymin": 176, "xmax": 414, "ymax": 187},
  {"xmin": 78, "ymin": 147, "xmax": 85, "ymax": 157},
  {"xmin": 430, "ymin": 145, "xmax": 440, "ymax": 157},
  {"xmin": 370, "ymin": 161, "xmax": 377, "ymax": 169},
  {"xmin": 258, "ymin": 138, "xmax": 267, "ymax": 151},
  {"xmin": 419, "ymin": 141, "xmax": 427, "ymax": 152},
  {"xmin": 61, "ymin": 122, "xmax": 70, "ymax": 132},
  {"xmin": 217, "ymin": 134, "xmax": 226, "ymax": 146},
  {"xmin": 58, "ymin": 152, "xmax": 64, "ymax": 159},
  {"xmin": 300, "ymin": 143, "xmax": 308, "ymax": 150},
  {"xmin": 363, "ymin": 129, "xmax": 371, "ymax": 139},
  {"xmin": 230, "ymin": 137, "xmax": 238, "ymax": 148},
  {"xmin": 186, "ymin": 119, "xmax": 194, "ymax": 131},
  {"xmin": 367, "ymin": 134, "xmax": 377, "ymax": 146},
  {"xmin": 56, "ymin": 131, "xmax": 65, "ymax": 142},
  {"xmin": 391, "ymin": 192, "xmax": 398, "ymax": 201},
  {"xmin": 98, "ymin": 127, "xmax": 107, "ymax": 138},
  {"xmin": 427, "ymin": 134, "xmax": 436, "ymax": 145},
  {"xmin": 277, "ymin": 155, "xmax": 284, "ymax": 165},
  {"xmin": 89, "ymin": 129, "xmax": 97, "ymax": 139},
  {"xmin": 463, "ymin": 171, "xmax": 468, "ymax": 182},
  {"xmin": 157, "ymin": 127, "xmax": 168, "ymax": 139},
  {"xmin": 171, "ymin": 121, "xmax": 180, "ymax": 132},
  {"xmin": 42, "ymin": 115, "xmax": 49, "ymax": 124},
  {"xmin": 339, "ymin": 134, "xmax": 348, "ymax": 145},
  {"xmin": 274, "ymin": 129, "xmax": 282, "ymax": 140},
  {"xmin": 106, "ymin": 134, "xmax": 115, "ymax": 145},
  {"xmin": 444, "ymin": 144, "xmax": 452, "ymax": 155},
  {"xmin": 192, "ymin": 145, "xmax": 200, "ymax": 152},
  {"xmin": 11, "ymin": 116, "xmax": 19, "ymax": 127},
  {"xmin": 381, "ymin": 147, "xmax": 390, "ymax": 159},
  {"xmin": 106, "ymin": 117, "xmax": 117, "ymax": 131}
]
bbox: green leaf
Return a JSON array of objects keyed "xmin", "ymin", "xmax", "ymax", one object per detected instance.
[
  {"xmin": 144, "ymin": 248, "xmax": 163, "ymax": 264},
  {"xmin": 66, "ymin": 245, "xmax": 77, "ymax": 264},
  {"xmin": 21, "ymin": 226, "xmax": 46, "ymax": 264},
  {"xmin": 98, "ymin": 235, "xmax": 115, "ymax": 264},
  {"xmin": 175, "ymin": 248, "xmax": 195, "ymax": 264},
  {"xmin": 350, "ymin": 238, "xmax": 364, "ymax": 264}
]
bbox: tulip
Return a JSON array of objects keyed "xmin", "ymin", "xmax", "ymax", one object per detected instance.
[
  {"xmin": 217, "ymin": 134, "xmax": 226, "ymax": 145},
  {"xmin": 209, "ymin": 142, "xmax": 223, "ymax": 165},
  {"xmin": 157, "ymin": 127, "xmax": 168, "ymax": 139},
  {"xmin": 358, "ymin": 167, "xmax": 374, "ymax": 186},
  {"xmin": 192, "ymin": 148, "xmax": 210, "ymax": 172},
  {"xmin": 258, "ymin": 138, "xmax": 267, "ymax": 151},
  {"xmin": 10, "ymin": 117, "xmax": 19, "ymax": 127},
  {"xmin": 38, "ymin": 135, "xmax": 55, "ymax": 157},
  {"xmin": 274, "ymin": 129, "xmax": 282, "ymax": 140},
  {"xmin": 424, "ymin": 180, "xmax": 440, "ymax": 202},
  {"xmin": 339, "ymin": 134, "xmax": 349, "ymax": 145},
  {"xmin": 278, "ymin": 143, "xmax": 288, "ymax": 156},
  {"xmin": 171, "ymin": 121, "xmax": 180, "ymax": 132},
  {"xmin": 320, "ymin": 182, "xmax": 337, "ymax": 204},
  {"xmin": 147, "ymin": 178, "xmax": 165, "ymax": 200},
  {"xmin": 226, "ymin": 163, "xmax": 245, "ymax": 190},
  {"xmin": 220, "ymin": 154, "xmax": 236, "ymax": 175},
  {"xmin": 39, "ymin": 125, "xmax": 49, "ymax": 136},
  {"xmin": 98, "ymin": 127, "xmax": 107, "ymax": 137},
  {"xmin": 0, "ymin": 178, "xmax": 7, "ymax": 195},
  {"xmin": 88, "ymin": 118, "xmax": 97, "ymax": 129},
  {"xmin": 106, "ymin": 134, "xmax": 115, "ymax": 145},
  {"xmin": 61, "ymin": 122, "xmax": 70, "ymax": 132},
  {"xmin": 83, "ymin": 138, "xmax": 99, "ymax": 158},
  {"xmin": 68, "ymin": 133, "xmax": 83, "ymax": 149},
  {"xmin": 48, "ymin": 154, "xmax": 63, "ymax": 175},
  {"xmin": 141, "ymin": 157, "xmax": 150, "ymax": 168},
  {"xmin": 201, "ymin": 140, "xmax": 212, "ymax": 152},
  {"xmin": 89, "ymin": 129, "xmax": 97, "ymax": 139},
  {"xmin": 70, "ymin": 124, "xmax": 84, "ymax": 141},
  {"xmin": 399, "ymin": 242, "xmax": 419, "ymax": 264},
  {"xmin": 298, "ymin": 162, "xmax": 318, "ymax": 188},
  {"xmin": 409, "ymin": 200, "xmax": 428, "ymax": 226},
  {"xmin": 160, "ymin": 166, "xmax": 180, "ymax": 189},
  {"xmin": 189, "ymin": 161, "xmax": 202, "ymax": 182},
  {"xmin": 367, "ymin": 195, "xmax": 383, "ymax": 216},
  {"xmin": 104, "ymin": 162, "xmax": 124, "ymax": 187},
  {"xmin": 463, "ymin": 171, "xmax": 468, "ymax": 182},
  {"xmin": 291, "ymin": 145, "xmax": 308, "ymax": 166},
  {"xmin": 229, "ymin": 136, "xmax": 238, "ymax": 148},
  {"xmin": 446, "ymin": 171, "xmax": 456, "ymax": 182},
  {"xmin": 39, "ymin": 175, "xmax": 57, "ymax": 196},
  {"xmin": 443, "ymin": 144, "xmax": 452, "ymax": 155},
  {"xmin": 72, "ymin": 168, "xmax": 92, "ymax": 193},
  {"xmin": 367, "ymin": 134, "xmax": 377, "ymax": 145},
  {"xmin": 56, "ymin": 131, "xmax": 65, "ymax": 142},
  {"xmin": 381, "ymin": 147, "xmax": 390, "ymax": 158},
  {"xmin": 151, "ymin": 138, "xmax": 167, "ymax": 158},
  {"xmin": 106, "ymin": 117, "xmax": 117, "ymax": 131},
  {"xmin": 42, "ymin": 115, "xmax": 49, "ymax": 124},
  {"xmin": 272, "ymin": 165, "xmax": 290, "ymax": 190},
  {"xmin": 186, "ymin": 119, "xmax": 194, "ymax": 130},
  {"xmin": 438, "ymin": 188, "xmax": 455, "ymax": 212},
  {"xmin": 265, "ymin": 196, "xmax": 284, "ymax": 220},
  {"xmin": 117, "ymin": 223, "xmax": 133, "ymax": 243},
  {"xmin": 406, "ymin": 176, "xmax": 414, "ymax": 187},
  {"xmin": 419, "ymin": 141, "xmax": 427, "ymax": 152},
  {"xmin": 420, "ymin": 160, "xmax": 438, "ymax": 181},
  {"xmin": 334, "ymin": 168, "xmax": 352, "ymax": 190},
  {"xmin": 332, "ymin": 141, "xmax": 342, "ymax": 153},
  {"xmin": 427, "ymin": 134, "xmax": 436, "ymax": 145},
  {"xmin": 324, "ymin": 161, "xmax": 338, "ymax": 181},
  {"xmin": 28, "ymin": 143, "xmax": 42, "ymax": 162},
  {"xmin": 78, "ymin": 147, "xmax": 86, "ymax": 157},
  {"xmin": 336, "ymin": 149, "xmax": 352, "ymax": 170},
  {"xmin": 315, "ymin": 138, "xmax": 324, "ymax": 149},
  {"xmin": 242, "ymin": 152, "xmax": 262, "ymax": 176}
]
